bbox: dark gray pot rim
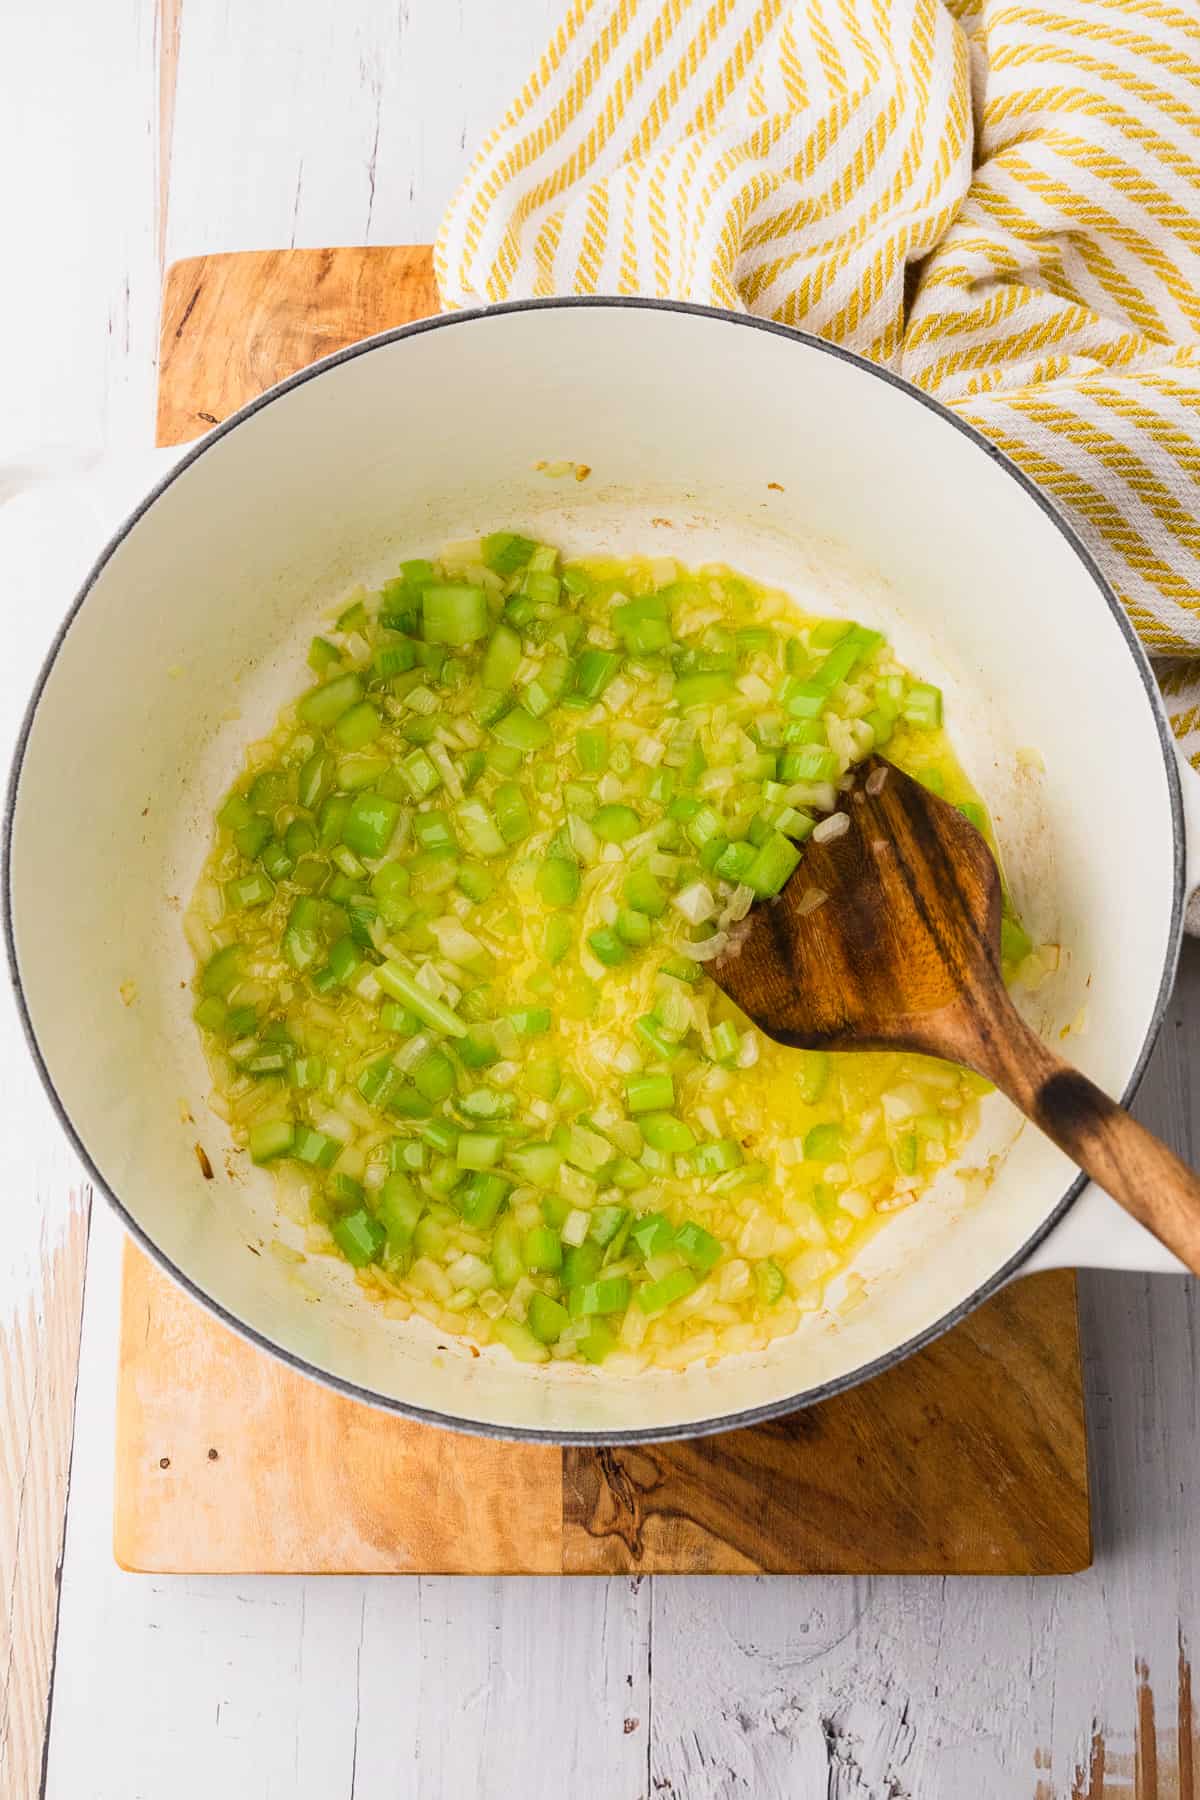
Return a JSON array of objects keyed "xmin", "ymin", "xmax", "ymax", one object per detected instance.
[{"xmin": 3, "ymin": 294, "xmax": 1185, "ymax": 1445}]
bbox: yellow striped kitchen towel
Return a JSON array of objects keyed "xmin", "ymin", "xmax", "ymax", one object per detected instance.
[{"xmin": 437, "ymin": 0, "xmax": 1200, "ymax": 755}]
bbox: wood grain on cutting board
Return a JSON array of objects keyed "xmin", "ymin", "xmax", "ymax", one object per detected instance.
[{"xmin": 114, "ymin": 246, "xmax": 1091, "ymax": 1577}]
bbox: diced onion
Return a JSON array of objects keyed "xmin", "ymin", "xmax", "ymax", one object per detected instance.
[
  {"xmin": 680, "ymin": 931, "xmax": 729, "ymax": 962},
  {"xmin": 674, "ymin": 881, "xmax": 717, "ymax": 925},
  {"xmin": 812, "ymin": 811, "xmax": 849, "ymax": 844}
]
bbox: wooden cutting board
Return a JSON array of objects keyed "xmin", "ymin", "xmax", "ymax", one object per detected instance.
[{"xmin": 114, "ymin": 247, "xmax": 1091, "ymax": 1576}]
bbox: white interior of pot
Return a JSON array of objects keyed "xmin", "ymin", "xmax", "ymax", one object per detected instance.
[{"xmin": 9, "ymin": 305, "xmax": 1177, "ymax": 1437}]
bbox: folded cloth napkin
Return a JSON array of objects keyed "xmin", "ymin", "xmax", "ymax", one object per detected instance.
[{"xmin": 437, "ymin": 0, "xmax": 1200, "ymax": 755}]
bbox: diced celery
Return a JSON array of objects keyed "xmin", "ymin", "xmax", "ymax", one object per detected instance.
[
  {"xmin": 422, "ymin": 585, "xmax": 489, "ymax": 645},
  {"xmin": 637, "ymin": 1268, "xmax": 699, "ymax": 1314}
]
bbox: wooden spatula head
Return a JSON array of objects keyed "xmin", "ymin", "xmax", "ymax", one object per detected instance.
[{"xmin": 711, "ymin": 755, "xmax": 1002, "ymax": 1057}]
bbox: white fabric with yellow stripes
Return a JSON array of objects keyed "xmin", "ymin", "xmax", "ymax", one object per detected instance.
[{"xmin": 437, "ymin": 0, "xmax": 1200, "ymax": 754}]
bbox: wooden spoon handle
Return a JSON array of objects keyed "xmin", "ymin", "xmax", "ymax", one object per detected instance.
[{"xmin": 974, "ymin": 997, "xmax": 1200, "ymax": 1275}]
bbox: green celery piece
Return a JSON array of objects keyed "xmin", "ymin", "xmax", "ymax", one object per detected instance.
[
  {"xmin": 455, "ymin": 799, "xmax": 506, "ymax": 859},
  {"xmin": 248, "ymin": 1119, "xmax": 294, "ymax": 1164},
  {"xmin": 625, "ymin": 867, "xmax": 667, "ymax": 917},
  {"xmin": 865, "ymin": 707, "xmax": 896, "ymax": 747},
  {"xmin": 779, "ymin": 678, "xmax": 825, "ymax": 719},
  {"xmin": 373, "ymin": 637, "xmax": 418, "ymax": 679},
  {"xmin": 318, "ymin": 796, "xmax": 351, "ymax": 850},
  {"xmin": 201, "ymin": 943, "xmax": 245, "ymax": 998},
  {"xmin": 380, "ymin": 1000, "xmax": 419, "ymax": 1034},
  {"xmin": 334, "ymin": 701, "xmax": 383, "ymax": 751},
  {"xmin": 562, "ymin": 1240, "xmax": 604, "ymax": 1287},
  {"xmin": 527, "ymin": 1292, "xmax": 569, "ymax": 1344},
  {"xmin": 522, "ymin": 1224, "xmax": 563, "ymax": 1273},
  {"xmin": 458, "ymin": 1024, "xmax": 499, "ymax": 1069},
  {"xmin": 639, "ymin": 1112, "xmax": 695, "ymax": 1153},
  {"xmin": 810, "ymin": 619, "xmax": 852, "ymax": 648},
  {"xmin": 508, "ymin": 1007, "xmax": 551, "ymax": 1035},
  {"xmin": 376, "ymin": 962, "xmax": 468, "ymax": 1037},
  {"xmin": 490, "ymin": 707, "xmax": 551, "ymax": 753},
  {"xmin": 804, "ymin": 1122, "xmax": 843, "ymax": 1162},
  {"xmin": 674, "ymin": 1220, "xmax": 722, "ymax": 1272},
  {"xmin": 659, "ymin": 954, "xmax": 701, "ymax": 985},
  {"xmin": 691, "ymin": 1139, "xmax": 743, "ymax": 1176},
  {"xmin": 456, "ymin": 1133, "xmax": 503, "ymax": 1170},
  {"xmin": 574, "ymin": 649, "xmax": 622, "ymax": 700},
  {"xmin": 543, "ymin": 915, "xmax": 573, "ymax": 964},
  {"xmin": 744, "ymin": 830, "xmax": 801, "ymax": 898},
  {"xmin": 457, "ymin": 1089, "xmax": 515, "ymax": 1123},
  {"xmin": 218, "ymin": 793, "xmax": 255, "ymax": 832},
  {"xmin": 193, "ymin": 995, "xmax": 227, "ymax": 1032},
  {"xmin": 248, "ymin": 770, "xmax": 289, "ymax": 812},
  {"xmin": 398, "ymin": 748, "xmax": 442, "ymax": 798},
  {"xmin": 894, "ymin": 1133, "xmax": 919, "ymax": 1175},
  {"xmin": 674, "ymin": 671, "xmax": 733, "ymax": 709},
  {"xmin": 421, "ymin": 1118, "xmax": 460, "ymax": 1155},
  {"xmin": 506, "ymin": 1142, "xmax": 562, "ymax": 1187},
  {"xmin": 233, "ymin": 815, "xmax": 272, "ymax": 860},
  {"xmin": 629, "ymin": 1216, "xmax": 676, "ymax": 1260},
  {"xmin": 325, "ymin": 935, "xmax": 361, "ymax": 984},
  {"xmin": 342, "ymin": 792, "xmax": 400, "ymax": 859},
  {"xmin": 1001, "ymin": 914, "xmax": 1033, "ymax": 965},
  {"xmin": 588, "ymin": 1204, "xmax": 629, "ymax": 1247},
  {"xmin": 480, "ymin": 623, "xmax": 523, "ymax": 690},
  {"xmin": 903, "ymin": 681, "xmax": 943, "ymax": 728},
  {"xmin": 537, "ymin": 855, "xmax": 580, "ymax": 909},
  {"xmin": 412, "ymin": 809, "xmax": 457, "ymax": 853},
  {"xmin": 568, "ymin": 1276, "xmax": 632, "ymax": 1318},
  {"xmin": 612, "ymin": 595, "xmax": 672, "ymax": 654},
  {"xmin": 337, "ymin": 598, "xmax": 368, "ymax": 634},
  {"xmin": 458, "ymin": 1171, "xmax": 509, "ymax": 1229},
  {"xmin": 556, "ymin": 1121, "xmax": 611, "ymax": 1173},
  {"xmin": 492, "ymin": 1317, "xmax": 550, "ymax": 1364},
  {"xmin": 755, "ymin": 1259, "xmax": 786, "ymax": 1304},
  {"xmin": 298, "ymin": 671, "xmax": 364, "ymax": 728},
  {"xmin": 331, "ymin": 1208, "xmax": 386, "ymax": 1267},
  {"xmin": 308, "ymin": 636, "xmax": 342, "ymax": 675},
  {"xmin": 526, "ymin": 1054, "xmax": 561, "ymax": 1101},
  {"xmin": 635, "ymin": 1016, "xmax": 682, "ymax": 1063},
  {"xmin": 285, "ymin": 818, "xmax": 318, "ymax": 861},
  {"xmin": 225, "ymin": 871, "xmax": 273, "ymax": 910},
  {"xmin": 592, "ymin": 804, "xmax": 641, "ymax": 843},
  {"xmin": 714, "ymin": 840, "xmax": 757, "ymax": 883},
  {"xmin": 577, "ymin": 1319, "xmax": 617, "ymax": 1363},
  {"xmin": 482, "ymin": 532, "xmax": 537, "ymax": 575},
  {"xmin": 377, "ymin": 1173, "xmax": 424, "ymax": 1252},
  {"xmin": 587, "ymin": 926, "xmax": 628, "ymax": 968},
  {"xmin": 575, "ymin": 728, "xmax": 609, "ymax": 773},
  {"xmin": 422, "ymin": 585, "xmax": 488, "ymax": 645},
  {"xmin": 616, "ymin": 908, "xmax": 652, "ymax": 948},
  {"xmin": 780, "ymin": 744, "xmax": 837, "ymax": 783},
  {"xmin": 493, "ymin": 781, "xmax": 532, "ymax": 844},
  {"xmin": 626, "ymin": 1072, "xmax": 674, "ymax": 1114},
  {"xmin": 521, "ymin": 653, "xmax": 570, "ymax": 717},
  {"xmin": 637, "ymin": 1268, "xmax": 699, "ymax": 1314},
  {"xmin": 798, "ymin": 1049, "xmax": 830, "ymax": 1103},
  {"xmin": 291, "ymin": 1126, "xmax": 341, "ymax": 1169},
  {"xmin": 413, "ymin": 1050, "xmax": 455, "ymax": 1102},
  {"xmin": 372, "ymin": 861, "xmax": 411, "ymax": 925}
]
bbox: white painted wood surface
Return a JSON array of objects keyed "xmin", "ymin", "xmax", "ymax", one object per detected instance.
[{"xmin": 3, "ymin": 1, "xmax": 1199, "ymax": 1793}]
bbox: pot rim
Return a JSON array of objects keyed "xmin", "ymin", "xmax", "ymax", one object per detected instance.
[{"xmin": 3, "ymin": 294, "xmax": 1185, "ymax": 1445}]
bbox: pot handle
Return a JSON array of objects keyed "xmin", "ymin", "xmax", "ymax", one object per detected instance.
[{"xmin": 1021, "ymin": 740, "xmax": 1200, "ymax": 1275}]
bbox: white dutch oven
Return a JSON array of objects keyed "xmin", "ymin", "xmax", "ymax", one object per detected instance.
[{"xmin": 7, "ymin": 300, "xmax": 1200, "ymax": 1442}]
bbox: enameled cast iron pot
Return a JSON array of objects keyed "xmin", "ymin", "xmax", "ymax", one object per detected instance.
[{"xmin": 7, "ymin": 300, "xmax": 1200, "ymax": 1442}]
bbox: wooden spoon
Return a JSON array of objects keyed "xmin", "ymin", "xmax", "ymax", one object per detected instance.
[{"xmin": 709, "ymin": 753, "xmax": 1200, "ymax": 1275}]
